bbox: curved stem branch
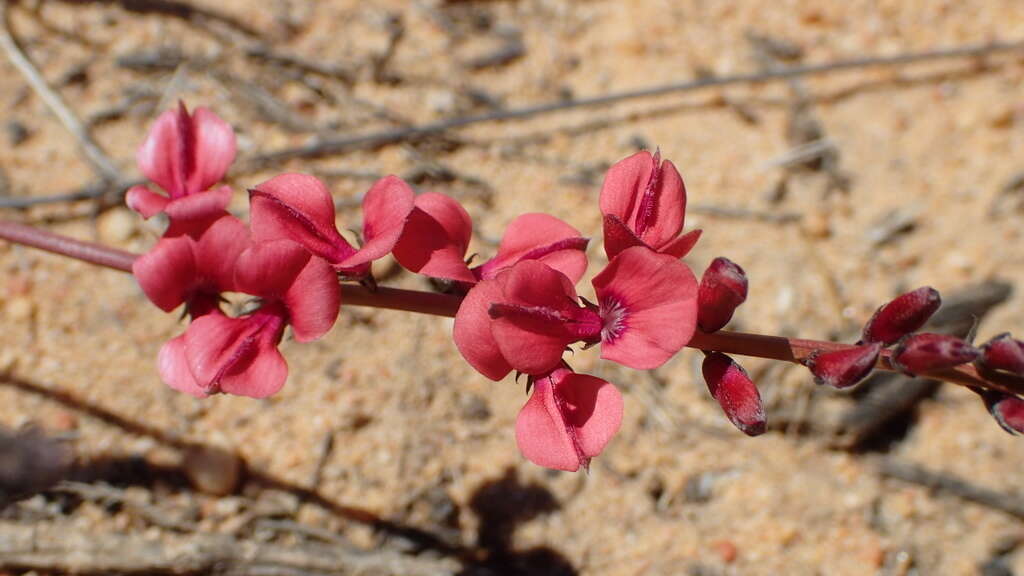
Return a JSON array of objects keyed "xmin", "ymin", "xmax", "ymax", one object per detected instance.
[{"xmin": 1, "ymin": 218, "xmax": 1021, "ymax": 395}]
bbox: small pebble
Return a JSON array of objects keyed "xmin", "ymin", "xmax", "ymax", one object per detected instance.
[
  {"xmin": 5, "ymin": 297, "xmax": 35, "ymax": 323},
  {"xmin": 97, "ymin": 208, "xmax": 137, "ymax": 244},
  {"xmin": 183, "ymin": 445, "xmax": 245, "ymax": 496},
  {"xmin": 712, "ymin": 539, "xmax": 738, "ymax": 564}
]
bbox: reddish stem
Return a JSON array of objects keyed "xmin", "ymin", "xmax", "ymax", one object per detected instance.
[{"xmin": 1, "ymin": 218, "xmax": 1021, "ymax": 395}]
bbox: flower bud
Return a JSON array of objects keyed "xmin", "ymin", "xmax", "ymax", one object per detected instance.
[
  {"xmin": 861, "ymin": 287, "xmax": 941, "ymax": 346},
  {"xmin": 804, "ymin": 343, "xmax": 881, "ymax": 389},
  {"xmin": 978, "ymin": 333, "xmax": 1024, "ymax": 376},
  {"xmin": 697, "ymin": 257, "xmax": 748, "ymax": 333},
  {"xmin": 982, "ymin": 392, "xmax": 1024, "ymax": 436},
  {"xmin": 702, "ymin": 352, "xmax": 765, "ymax": 436},
  {"xmin": 890, "ymin": 333, "xmax": 979, "ymax": 375}
]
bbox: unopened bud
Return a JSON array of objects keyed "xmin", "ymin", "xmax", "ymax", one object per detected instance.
[
  {"xmin": 891, "ymin": 333, "xmax": 979, "ymax": 375},
  {"xmin": 702, "ymin": 352, "xmax": 765, "ymax": 436},
  {"xmin": 804, "ymin": 343, "xmax": 881, "ymax": 389},
  {"xmin": 697, "ymin": 257, "xmax": 748, "ymax": 333},
  {"xmin": 861, "ymin": 287, "xmax": 941, "ymax": 346},
  {"xmin": 978, "ymin": 333, "xmax": 1024, "ymax": 376},
  {"xmin": 982, "ymin": 392, "xmax": 1024, "ymax": 436}
]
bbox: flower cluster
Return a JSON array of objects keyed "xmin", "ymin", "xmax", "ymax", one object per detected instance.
[{"xmin": 130, "ymin": 107, "xmax": 745, "ymax": 472}]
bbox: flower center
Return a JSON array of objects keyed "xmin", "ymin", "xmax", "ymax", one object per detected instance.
[{"xmin": 600, "ymin": 296, "xmax": 628, "ymax": 343}]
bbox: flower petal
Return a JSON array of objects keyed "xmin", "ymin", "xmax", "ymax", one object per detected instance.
[
  {"xmin": 249, "ymin": 173, "xmax": 354, "ymax": 263},
  {"xmin": 234, "ymin": 240, "xmax": 312, "ymax": 299},
  {"xmin": 594, "ymin": 246, "xmax": 698, "ymax": 370},
  {"xmin": 132, "ymin": 234, "xmax": 197, "ymax": 312},
  {"xmin": 659, "ymin": 228, "xmax": 702, "ymax": 259},
  {"xmin": 392, "ymin": 192, "xmax": 476, "ymax": 283},
  {"xmin": 479, "ymin": 213, "xmax": 588, "ymax": 284},
  {"xmin": 601, "ymin": 213, "xmax": 645, "ymax": 260},
  {"xmin": 163, "ymin": 185, "xmax": 233, "ymax": 225},
  {"xmin": 184, "ymin": 312, "xmax": 287, "ymax": 398},
  {"xmin": 635, "ymin": 157, "xmax": 686, "ymax": 251},
  {"xmin": 334, "ymin": 176, "xmax": 415, "ymax": 270},
  {"xmin": 194, "ymin": 214, "xmax": 250, "ymax": 293},
  {"xmin": 125, "ymin": 185, "xmax": 170, "ymax": 219},
  {"xmin": 158, "ymin": 333, "xmax": 208, "ymax": 398},
  {"xmin": 490, "ymin": 261, "xmax": 579, "ymax": 375},
  {"xmin": 702, "ymin": 352, "xmax": 766, "ymax": 436},
  {"xmin": 187, "ymin": 107, "xmax": 236, "ymax": 194},
  {"xmin": 136, "ymin": 108, "xmax": 185, "ymax": 197},
  {"xmin": 599, "ymin": 151, "xmax": 653, "ymax": 227},
  {"xmin": 515, "ymin": 368, "xmax": 623, "ymax": 472},
  {"xmin": 453, "ymin": 278, "xmax": 513, "ymax": 380},
  {"xmin": 284, "ymin": 254, "xmax": 341, "ymax": 342}
]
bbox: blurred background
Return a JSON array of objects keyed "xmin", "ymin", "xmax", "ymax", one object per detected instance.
[{"xmin": 1, "ymin": 1, "xmax": 1023, "ymax": 574}]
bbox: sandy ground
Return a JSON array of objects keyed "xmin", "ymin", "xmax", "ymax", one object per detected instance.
[{"xmin": 2, "ymin": 1, "xmax": 1024, "ymax": 574}]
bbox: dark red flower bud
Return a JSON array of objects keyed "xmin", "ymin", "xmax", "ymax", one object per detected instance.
[
  {"xmin": 861, "ymin": 287, "xmax": 941, "ymax": 346},
  {"xmin": 702, "ymin": 352, "xmax": 765, "ymax": 436},
  {"xmin": 982, "ymin": 392, "xmax": 1024, "ymax": 436},
  {"xmin": 697, "ymin": 257, "xmax": 748, "ymax": 333},
  {"xmin": 978, "ymin": 333, "xmax": 1024, "ymax": 376},
  {"xmin": 804, "ymin": 343, "xmax": 881, "ymax": 389},
  {"xmin": 890, "ymin": 333, "xmax": 979, "ymax": 375}
]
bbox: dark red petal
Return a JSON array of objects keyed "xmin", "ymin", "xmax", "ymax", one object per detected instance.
[
  {"xmin": 480, "ymin": 213, "xmax": 588, "ymax": 284},
  {"xmin": 890, "ymin": 333, "xmax": 979, "ymax": 375},
  {"xmin": 132, "ymin": 234, "xmax": 198, "ymax": 312},
  {"xmin": 697, "ymin": 257, "xmax": 748, "ymax": 333},
  {"xmin": 861, "ymin": 287, "xmax": 942, "ymax": 346},
  {"xmin": 601, "ymin": 213, "xmax": 646, "ymax": 260},
  {"xmin": 234, "ymin": 240, "xmax": 312, "ymax": 300},
  {"xmin": 982, "ymin": 392, "xmax": 1024, "ymax": 436},
  {"xmin": 659, "ymin": 228, "xmax": 702, "ymax": 259},
  {"xmin": 249, "ymin": 173, "xmax": 355, "ymax": 264},
  {"xmin": 516, "ymin": 367, "xmax": 623, "ymax": 472},
  {"xmin": 702, "ymin": 352, "xmax": 766, "ymax": 436},
  {"xmin": 804, "ymin": 343, "xmax": 881, "ymax": 389},
  {"xmin": 978, "ymin": 333, "xmax": 1024, "ymax": 376},
  {"xmin": 186, "ymin": 107, "xmax": 236, "ymax": 194},
  {"xmin": 284, "ymin": 255, "xmax": 341, "ymax": 342},
  {"xmin": 593, "ymin": 246, "xmax": 698, "ymax": 370},
  {"xmin": 125, "ymin": 185, "xmax": 170, "ymax": 219},
  {"xmin": 335, "ymin": 175, "xmax": 415, "ymax": 270},
  {"xmin": 453, "ymin": 278, "xmax": 513, "ymax": 380},
  {"xmin": 490, "ymin": 261, "xmax": 580, "ymax": 375},
  {"xmin": 392, "ymin": 192, "xmax": 475, "ymax": 283}
]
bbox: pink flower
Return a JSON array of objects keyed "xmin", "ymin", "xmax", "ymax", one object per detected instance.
[
  {"xmin": 392, "ymin": 192, "xmax": 589, "ymax": 287},
  {"xmin": 249, "ymin": 173, "xmax": 415, "ymax": 279},
  {"xmin": 697, "ymin": 257, "xmax": 748, "ymax": 333},
  {"xmin": 599, "ymin": 150, "xmax": 701, "ymax": 260},
  {"xmin": 516, "ymin": 365, "xmax": 623, "ymax": 472},
  {"xmin": 454, "ymin": 246, "xmax": 698, "ymax": 379},
  {"xmin": 126, "ymin": 102, "xmax": 236, "ymax": 221},
  {"xmin": 132, "ymin": 214, "xmax": 250, "ymax": 315},
  {"xmin": 158, "ymin": 239, "xmax": 341, "ymax": 398}
]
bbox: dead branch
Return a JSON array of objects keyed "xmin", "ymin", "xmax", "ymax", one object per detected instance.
[
  {"xmin": 879, "ymin": 459, "xmax": 1024, "ymax": 520},
  {"xmin": 0, "ymin": 520, "xmax": 460, "ymax": 576}
]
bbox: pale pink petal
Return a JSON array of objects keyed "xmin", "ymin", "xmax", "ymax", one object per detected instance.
[
  {"xmin": 136, "ymin": 109, "xmax": 185, "ymax": 197},
  {"xmin": 635, "ymin": 158, "xmax": 686, "ymax": 250},
  {"xmin": 132, "ymin": 235, "xmax": 197, "ymax": 312},
  {"xmin": 234, "ymin": 240, "xmax": 312, "ymax": 299},
  {"xmin": 490, "ymin": 261, "xmax": 579, "ymax": 375},
  {"xmin": 515, "ymin": 368, "xmax": 623, "ymax": 472},
  {"xmin": 158, "ymin": 333, "xmax": 207, "ymax": 398},
  {"xmin": 601, "ymin": 213, "xmax": 645, "ymax": 260},
  {"xmin": 194, "ymin": 214, "xmax": 250, "ymax": 292},
  {"xmin": 598, "ymin": 151, "xmax": 652, "ymax": 225},
  {"xmin": 218, "ymin": 340, "xmax": 288, "ymax": 398},
  {"xmin": 249, "ymin": 173, "xmax": 354, "ymax": 263},
  {"xmin": 163, "ymin": 185, "xmax": 233, "ymax": 224},
  {"xmin": 659, "ymin": 228, "xmax": 702, "ymax": 259},
  {"xmin": 187, "ymin": 107, "xmax": 236, "ymax": 194},
  {"xmin": 478, "ymin": 213, "xmax": 588, "ymax": 284},
  {"xmin": 392, "ymin": 192, "xmax": 475, "ymax": 283},
  {"xmin": 453, "ymin": 278, "xmax": 513, "ymax": 380},
  {"xmin": 594, "ymin": 246, "xmax": 698, "ymax": 370},
  {"xmin": 336, "ymin": 175, "xmax": 415, "ymax": 269},
  {"xmin": 125, "ymin": 185, "xmax": 170, "ymax": 219},
  {"xmin": 284, "ymin": 255, "xmax": 341, "ymax": 342}
]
